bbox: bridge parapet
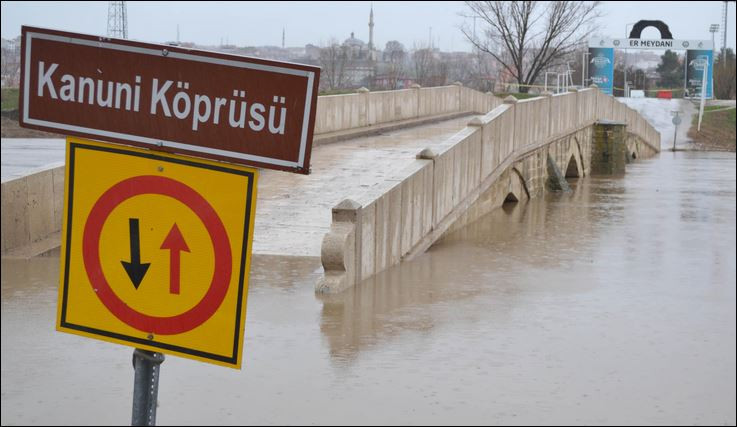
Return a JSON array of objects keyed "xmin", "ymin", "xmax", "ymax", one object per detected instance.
[{"xmin": 314, "ymin": 85, "xmax": 501, "ymax": 136}]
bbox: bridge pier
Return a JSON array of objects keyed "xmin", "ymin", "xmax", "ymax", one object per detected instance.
[{"xmin": 591, "ymin": 120, "xmax": 628, "ymax": 175}]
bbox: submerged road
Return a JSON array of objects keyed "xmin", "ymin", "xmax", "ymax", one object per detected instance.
[{"xmin": 619, "ymin": 97, "xmax": 695, "ymax": 150}]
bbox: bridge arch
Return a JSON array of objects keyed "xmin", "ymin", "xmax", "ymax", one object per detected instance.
[
  {"xmin": 564, "ymin": 137, "xmax": 585, "ymax": 180},
  {"xmin": 502, "ymin": 167, "xmax": 530, "ymax": 209},
  {"xmin": 565, "ymin": 154, "xmax": 580, "ymax": 179},
  {"xmin": 503, "ymin": 192, "xmax": 519, "ymax": 204}
]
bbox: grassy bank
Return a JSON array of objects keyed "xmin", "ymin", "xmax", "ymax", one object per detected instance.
[
  {"xmin": 688, "ymin": 106, "xmax": 736, "ymax": 151},
  {"xmin": 1, "ymin": 88, "xmax": 19, "ymax": 111}
]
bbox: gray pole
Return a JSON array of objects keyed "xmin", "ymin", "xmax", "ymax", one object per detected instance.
[
  {"xmin": 724, "ymin": 1, "xmax": 728, "ymax": 69},
  {"xmin": 131, "ymin": 349, "xmax": 165, "ymax": 426},
  {"xmin": 624, "ymin": 25, "xmax": 628, "ymax": 98},
  {"xmin": 671, "ymin": 111, "xmax": 681, "ymax": 151},
  {"xmin": 623, "ymin": 48, "xmax": 627, "ymax": 97},
  {"xmin": 673, "ymin": 122, "xmax": 678, "ymax": 151}
]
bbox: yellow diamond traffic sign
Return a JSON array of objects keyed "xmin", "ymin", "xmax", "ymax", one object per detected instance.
[{"xmin": 56, "ymin": 137, "xmax": 258, "ymax": 369}]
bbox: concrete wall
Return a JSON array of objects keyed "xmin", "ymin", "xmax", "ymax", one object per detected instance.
[
  {"xmin": 318, "ymin": 87, "xmax": 662, "ymax": 293},
  {"xmin": 314, "ymin": 84, "xmax": 501, "ymax": 135},
  {"xmin": 1, "ymin": 164, "xmax": 65, "ymax": 258}
]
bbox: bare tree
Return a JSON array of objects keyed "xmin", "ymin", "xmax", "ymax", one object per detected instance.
[
  {"xmin": 412, "ymin": 43, "xmax": 436, "ymax": 87},
  {"xmin": 1, "ymin": 38, "xmax": 21, "ymax": 88},
  {"xmin": 444, "ymin": 52, "xmax": 475, "ymax": 86},
  {"xmin": 319, "ymin": 39, "xmax": 350, "ymax": 91},
  {"xmin": 461, "ymin": 1, "xmax": 601, "ymax": 93},
  {"xmin": 384, "ymin": 40, "xmax": 407, "ymax": 89},
  {"xmin": 471, "ymin": 48, "xmax": 497, "ymax": 91},
  {"xmin": 714, "ymin": 48, "xmax": 736, "ymax": 99}
]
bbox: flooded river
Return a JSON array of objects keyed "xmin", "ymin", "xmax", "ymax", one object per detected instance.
[{"xmin": 2, "ymin": 151, "xmax": 735, "ymax": 425}]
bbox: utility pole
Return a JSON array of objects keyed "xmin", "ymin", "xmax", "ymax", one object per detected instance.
[
  {"xmin": 710, "ymin": 23, "xmax": 719, "ymax": 98},
  {"xmin": 723, "ymin": 1, "xmax": 729, "ymax": 69}
]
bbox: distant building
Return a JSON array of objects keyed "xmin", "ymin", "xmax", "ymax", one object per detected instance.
[
  {"xmin": 344, "ymin": 32, "xmax": 369, "ymax": 60},
  {"xmin": 373, "ymin": 74, "xmax": 414, "ymax": 89},
  {"xmin": 329, "ymin": 6, "xmax": 382, "ymax": 88}
]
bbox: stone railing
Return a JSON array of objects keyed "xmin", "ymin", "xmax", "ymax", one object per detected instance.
[
  {"xmin": 314, "ymin": 84, "xmax": 501, "ymax": 135},
  {"xmin": 317, "ymin": 86, "xmax": 660, "ymax": 293}
]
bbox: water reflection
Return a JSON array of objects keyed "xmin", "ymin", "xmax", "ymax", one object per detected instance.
[
  {"xmin": 318, "ymin": 181, "xmax": 606, "ymax": 362},
  {"xmin": 318, "ymin": 153, "xmax": 736, "ymax": 377}
]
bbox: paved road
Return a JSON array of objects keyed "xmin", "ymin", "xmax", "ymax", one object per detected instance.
[{"xmin": 1, "ymin": 138, "xmax": 64, "ymax": 182}]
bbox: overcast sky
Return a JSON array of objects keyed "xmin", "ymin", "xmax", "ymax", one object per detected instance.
[{"xmin": 2, "ymin": 1, "xmax": 735, "ymax": 52}]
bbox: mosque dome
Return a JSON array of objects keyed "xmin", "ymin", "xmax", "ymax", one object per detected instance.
[{"xmin": 344, "ymin": 32, "xmax": 366, "ymax": 48}]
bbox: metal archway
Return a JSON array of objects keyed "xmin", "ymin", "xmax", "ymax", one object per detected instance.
[{"xmin": 628, "ymin": 20, "xmax": 674, "ymax": 40}]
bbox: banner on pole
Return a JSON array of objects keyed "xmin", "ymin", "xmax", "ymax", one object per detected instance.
[
  {"xmin": 588, "ymin": 47, "xmax": 614, "ymax": 95},
  {"xmin": 686, "ymin": 49, "xmax": 713, "ymax": 99}
]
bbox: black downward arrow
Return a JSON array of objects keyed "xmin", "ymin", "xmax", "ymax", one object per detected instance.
[{"xmin": 121, "ymin": 218, "xmax": 150, "ymax": 289}]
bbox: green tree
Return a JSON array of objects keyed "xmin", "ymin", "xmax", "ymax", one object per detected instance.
[
  {"xmin": 656, "ymin": 50, "xmax": 683, "ymax": 89},
  {"xmin": 714, "ymin": 48, "xmax": 736, "ymax": 99}
]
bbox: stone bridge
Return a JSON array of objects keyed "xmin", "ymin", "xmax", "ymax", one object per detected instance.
[
  {"xmin": 315, "ymin": 86, "xmax": 659, "ymax": 293},
  {"xmin": 1, "ymin": 84, "xmax": 659, "ymax": 294}
]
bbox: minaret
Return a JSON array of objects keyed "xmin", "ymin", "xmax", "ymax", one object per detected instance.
[
  {"xmin": 282, "ymin": 27, "xmax": 285, "ymax": 49},
  {"xmin": 368, "ymin": 5, "xmax": 374, "ymax": 52}
]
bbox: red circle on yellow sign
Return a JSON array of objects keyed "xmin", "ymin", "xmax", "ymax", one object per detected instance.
[{"xmin": 82, "ymin": 175, "xmax": 232, "ymax": 335}]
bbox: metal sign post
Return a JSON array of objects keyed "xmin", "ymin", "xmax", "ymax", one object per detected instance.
[
  {"xmin": 131, "ymin": 349, "xmax": 165, "ymax": 426},
  {"xmin": 671, "ymin": 111, "xmax": 682, "ymax": 151}
]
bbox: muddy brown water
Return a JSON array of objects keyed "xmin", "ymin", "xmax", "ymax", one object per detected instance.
[{"xmin": 2, "ymin": 151, "xmax": 735, "ymax": 425}]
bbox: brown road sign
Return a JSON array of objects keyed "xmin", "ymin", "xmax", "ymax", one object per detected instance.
[{"xmin": 19, "ymin": 26, "xmax": 320, "ymax": 174}]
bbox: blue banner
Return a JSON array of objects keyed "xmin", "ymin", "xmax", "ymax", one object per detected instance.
[
  {"xmin": 589, "ymin": 47, "xmax": 614, "ymax": 95},
  {"xmin": 686, "ymin": 49, "xmax": 713, "ymax": 99}
]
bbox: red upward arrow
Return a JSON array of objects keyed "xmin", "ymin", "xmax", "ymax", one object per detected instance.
[{"xmin": 160, "ymin": 223, "xmax": 190, "ymax": 295}]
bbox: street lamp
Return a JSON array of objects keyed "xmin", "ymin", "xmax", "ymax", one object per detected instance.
[
  {"xmin": 709, "ymin": 24, "xmax": 719, "ymax": 98},
  {"xmin": 582, "ymin": 51, "xmax": 591, "ymax": 87},
  {"xmin": 624, "ymin": 23, "xmax": 636, "ymax": 97},
  {"xmin": 709, "ymin": 24, "xmax": 719, "ymax": 54}
]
